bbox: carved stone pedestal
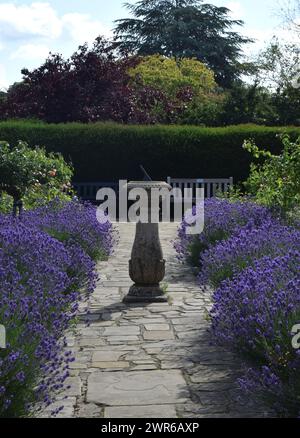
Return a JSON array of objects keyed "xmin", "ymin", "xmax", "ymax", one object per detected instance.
[{"xmin": 123, "ymin": 181, "xmax": 171, "ymax": 304}]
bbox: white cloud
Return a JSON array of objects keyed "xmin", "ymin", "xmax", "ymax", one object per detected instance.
[
  {"xmin": 10, "ymin": 43, "xmax": 50, "ymax": 60},
  {"xmin": 0, "ymin": 2, "xmax": 62, "ymax": 39},
  {"xmin": 0, "ymin": 3, "xmax": 113, "ymax": 88},
  {"xmin": 62, "ymin": 13, "xmax": 112, "ymax": 45},
  {"xmin": 244, "ymin": 26, "xmax": 299, "ymax": 55},
  {"xmin": 225, "ymin": 1, "xmax": 244, "ymax": 20},
  {"xmin": 0, "ymin": 2, "xmax": 111, "ymax": 47},
  {"xmin": 210, "ymin": 0, "xmax": 244, "ymax": 19}
]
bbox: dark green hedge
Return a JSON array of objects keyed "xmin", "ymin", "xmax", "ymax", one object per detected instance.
[{"xmin": 0, "ymin": 121, "xmax": 300, "ymax": 183}]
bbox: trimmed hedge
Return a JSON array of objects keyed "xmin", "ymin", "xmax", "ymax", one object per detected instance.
[{"xmin": 0, "ymin": 121, "xmax": 300, "ymax": 182}]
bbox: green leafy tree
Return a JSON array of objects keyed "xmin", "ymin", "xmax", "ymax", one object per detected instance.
[
  {"xmin": 114, "ymin": 0, "xmax": 252, "ymax": 87},
  {"xmin": 243, "ymin": 135, "xmax": 300, "ymax": 214},
  {"xmin": 251, "ymin": 39, "xmax": 300, "ymax": 125},
  {"xmin": 0, "ymin": 141, "xmax": 73, "ymax": 215},
  {"xmin": 128, "ymin": 54, "xmax": 216, "ymax": 95},
  {"xmin": 221, "ymin": 39, "xmax": 300, "ymax": 126},
  {"xmin": 278, "ymin": 0, "xmax": 300, "ymax": 34},
  {"xmin": 220, "ymin": 81, "xmax": 279, "ymax": 126},
  {"xmin": 254, "ymin": 38, "xmax": 300, "ymax": 91},
  {"xmin": 128, "ymin": 54, "xmax": 224, "ymax": 124}
]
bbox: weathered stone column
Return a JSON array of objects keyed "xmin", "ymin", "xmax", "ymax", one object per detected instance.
[{"xmin": 123, "ymin": 181, "xmax": 171, "ymax": 303}]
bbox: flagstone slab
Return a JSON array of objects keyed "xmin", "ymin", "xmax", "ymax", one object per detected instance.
[
  {"xmin": 87, "ymin": 370, "xmax": 189, "ymax": 406},
  {"xmin": 108, "ymin": 335, "xmax": 140, "ymax": 343},
  {"xmin": 91, "ymin": 361, "xmax": 130, "ymax": 369},
  {"xmin": 92, "ymin": 351, "xmax": 123, "ymax": 362},
  {"xmin": 102, "ymin": 326, "xmax": 140, "ymax": 336},
  {"xmin": 64, "ymin": 377, "xmax": 82, "ymax": 397},
  {"xmin": 143, "ymin": 331, "xmax": 175, "ymax": 341},
  {"xmin": 104, "ymin": 404, "xmax": 177, "ymax": 418},
  {"xmin": 78, "ymin": 338, "xmax": 107, "ymax": 347},
  {"xmin": 144, "ymin": 323, "xmax": 170, "ymax": 331},
  {"xmin": 132, "ymin": 364, "xmax": 158, "ymax": 370}
]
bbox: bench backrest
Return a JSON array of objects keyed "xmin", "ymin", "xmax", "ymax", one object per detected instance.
[
  {"xmin": 73, "ymin": 178, "xmax": 234, "ymax": 201},
  {"xmin": 73, "ymin": 182, "xmax": 119, "ymax": 200},
  {"xmin": 167, "ymin": 177, "xmax": 233, "ymax": 198}
]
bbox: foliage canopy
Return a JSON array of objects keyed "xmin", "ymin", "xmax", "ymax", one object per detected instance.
[{"xmin": 114, "ymin": 0, "xmax": 252, "ymax": 87}]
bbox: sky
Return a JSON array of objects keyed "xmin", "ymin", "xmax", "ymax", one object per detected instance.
[{"xmin": 0, "ymin": 0, "xmax": 298, "ymax": 90}]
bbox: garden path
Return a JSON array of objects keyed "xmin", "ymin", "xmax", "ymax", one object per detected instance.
[{"xmin": 43, "ymin": 223, "xmax": 268, "ymax": 418}]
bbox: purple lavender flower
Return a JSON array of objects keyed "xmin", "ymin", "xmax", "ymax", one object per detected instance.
[
  {"xmin": 0, "ymin": 199, "xmax": 114, "ymax": 417},
  {"xmin": 199, "ymin": 220, "xmax": 300, "ymax": 287},
  {"xmin": 175, "ymin": 198, "xmax": 272, "ymax": 266},
  {"xmin": 211, "ymin": 251, "xmax": 300, "ymax": 417},
  {"xmin": 23, "ymin": 199, "xmax": 114, "ymax": 261}
]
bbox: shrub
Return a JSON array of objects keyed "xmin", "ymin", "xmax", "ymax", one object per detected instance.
[
  {"xmin": 0, "ymin": 122, "xmax": 299, "ymax": 183},
  {"xmin": 0, "ymin": 200, "xmax": 114, "ymax": 417},
  {"xmin": 128, "ymin": 55, "xmax": 224, "ymax": 125},
  {"xmin": 199, "ymin": 220, "xmax": 300, "ymax": 287},
  {"xmin": 178, "ymin": 93, "xmax": 225, "ymax": 126},
  {"xmin": 0, "ymin": 40, "xmax": 211, "ymax": 125},
  {"xmin": 244, "ymin": 135, "xmax": 300, "ymax": 214},
  {"xmin": 0, "ymin": 220, "xmax": 77, "ymax": 417},
  {"xmin": 0, "ymin": 141, "xmax": 73, "ymax": 214},
  {"xmin": 23, "ymin": 199, "xmax": 114, "ymax": 263},
  {"xmin": 175, "ymin": 198, "xmax": 272, "ymax": 266},
  {"xmin": 210, "ymin": 251, "xmax": 300, "ymax": 417},
  {"xmin": 175, "ymin": 184, "xmax": 300, "ymax": 416},
  {"xmin": 0, "ymin": 39, "xmax": 140, "ymax": 124},
  {"xmin": 128, "ymin": 55, "xmax": 217, "ymax": 97}
]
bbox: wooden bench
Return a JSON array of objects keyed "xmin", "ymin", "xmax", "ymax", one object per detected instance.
[
  {"xmin": 73, "ymin": 182, "xmax": 119, "ymax": 201},
  {"xmin": 73, "ymin": 178, "xmax": 234, "ymax": 201},
  {"xmin": 167, "ymin": 177, "xmax": 233, "ymax": 199}
]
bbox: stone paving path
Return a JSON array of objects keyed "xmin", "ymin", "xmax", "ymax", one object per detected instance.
[{"xmin": 44, "ymin": 223, "xmax": 269, "ymax": 418}]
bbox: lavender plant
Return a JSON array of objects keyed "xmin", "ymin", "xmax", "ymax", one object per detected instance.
[
  {"xmin": 0, "ymin": 221, "xmax": 77, "ymax": 417},
  {"xmin": 175, "ymin": 198, "xmax": 272, "ymax": 266},
  {"xmin": 0, "ymin": 200, "xmax": 114, "ymax": 417},
  {"xmin": 23, "ymin": 199, "xmax": 114, "ymax": 262},
  {"xmin": 177, "ymin": 196, "xmax": 300, "ymax": 415},
  {"xmin": 199, "ymin": 220, "xmax": 300, "ymax": 287},
  {"xmin": 210, "ymin": 251, "xmax": 300, "ymax": 416}
]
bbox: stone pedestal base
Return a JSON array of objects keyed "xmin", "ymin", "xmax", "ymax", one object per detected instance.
[
  {"xmin": 123, "ymin": 180, "xmax": 171, "ymax": 305},
  {"xmin": 123, "ymin": 285, "xmax": 168, "ymax": 303}
]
